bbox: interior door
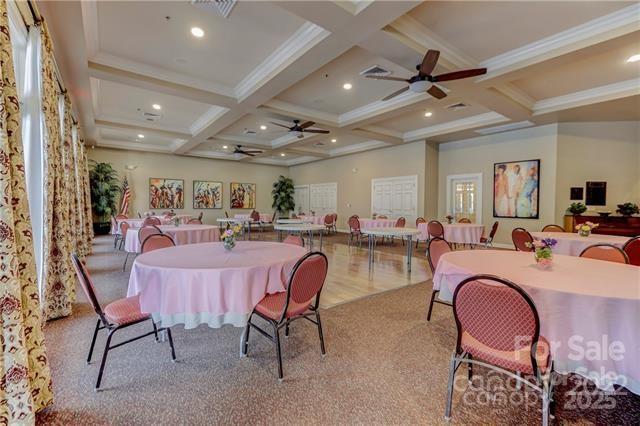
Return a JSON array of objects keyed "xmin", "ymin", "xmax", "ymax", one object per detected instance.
[
  {"xmin": 293, "ymin": 185, "xmax": 309, "ymax": 214},
  {"xmin": 447, "ymin": 174, "xmax": 482, "ymax": 223}
]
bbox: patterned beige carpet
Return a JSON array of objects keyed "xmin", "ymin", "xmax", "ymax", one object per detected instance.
[{"xmin": 37, "ymin": 237, "xmax": 638, "ymax": 424}]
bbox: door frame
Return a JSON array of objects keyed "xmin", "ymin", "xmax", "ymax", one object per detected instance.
[{"xmin": 446, "ymin": 173, "xmax": 483, "ymax": 224}]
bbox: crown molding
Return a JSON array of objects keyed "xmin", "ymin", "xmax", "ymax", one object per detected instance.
[
  {"xmin": 479, "ymin": 4, "xmax": 640, "ymax": 81},
  {"xmin": 339, "ymin": 89, "xmax": 432, "ymax": 126},
  {"xmin": 189, "ymin": 106, "xmax": 230, "ymax": 135},
  {"xmin": 98, "ymin": 139, "xmax": 173, "ymax": 153},
  {"xmin": 185, "ymin": 149, "xmax": 244, "ymax": 161},
  {"xmin": 403, "ymin": 112, "xmax": 508, "ymax": 142},
  {"xmin": 351, "ymin": 128, "xmax": 403, "ymax": 145},
  {"xmin": 533, "ymin": 78, "xmax": 640, "ymax": 116},
  {"xmin": 492, "ymin": 83, "xmax": 536, "ymax": 111},
  {"xmin": 214, "ymin": 133, "xmax": 273, "ymax": 146},
  {"xmin": 328, "ymin": 140, "xmax": 388, "ymax": 156},
  {"xmin": 95, "ymin": 117, "xmax": 191, "ymax": 139},
  {"xmin": 90, "ymin": 77, "xmax": 101, "ymax": 117},
  {"xmin": 334, "ymin": 0, "xmax": 374, "ymax": 16},
  {"xmin": 234, "ymin": 22, "xmax": 331, "ymax": 102},
  {"xmin": 80, "ymin": 0, "xmax": 99, "ymax": 58}
]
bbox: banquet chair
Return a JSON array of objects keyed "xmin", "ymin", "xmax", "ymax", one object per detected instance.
[
  {"xmin": 392, "ymin": 217, "xmax": 406, "ymax": 245},
  {"xmin": 541, "ymin": 224, "xmax": 565, "ymax": 232},
  {"xmin": 622, "ymin": 236, "xmax": 640, "ymax": 266},
  {"xmin": 324, "ymin": 214, "xmax": 334, "ymax": 235},
  {"xmin": 250, "ymin": 210, "xmax": 262, "ymax": 233},
  {"xmin": 242, "ymin": 252, "xmax": 328, "ymax": 381},
  {"xmin": 458, "ymin": 218, "xmax": 471, "ymax": 223},
  {"xmin": 415, "ymin": 217, "xmax": 427, "ymax": 249},
  {"xmin": 579, "ymin": 244, "xmax": 629, "ymax": 264},
  {"xmin": 143, "ymin": 216, "xmax": 162, "ymax": 227},
  {"xmin": 377, "ymin": 215, "xmax": 388, "ymax": 219},
  {"xmin": 427, "ymin": 220, "xmax": 444, "ymax": 240},
  {"xmin": 479, "ymin": 221, "xmax": 499, "ymax": 248},
  {"xmin": 426, "ymin": 238, "xmax": 452, "ymax": 321},
  {"xmin": 198, "ymin": 212, "xmax": 204, "ymax": 221},
  {"xmin": 512, "ymin": 228, "xmax": 534, "ymax": 252},
  {"xmin": 283, "ymin": 235, "xmax": 304, "ymax": 247},
  {"xmin": 187, "ymin": 218, "xmax": 202, "ymax": 224},
  {"xmin": 111, "ymin": 216, "xmax": 121, "ymax": 249},
  {"xmin": 445, "ymin": 274, "xmax": 553, "ymax": 426},
  {"xmin": 224, "ymin": 210, "xmax": 229, "ymax": 218},
  {"xmin": 118, "ymin": 222, "xmax": 130, "ymax": 251},
  {"xmin": 348, "ymin": 215, "xmax": 362, "ymax": 248},
  {"xmin": 137, "ymin": 212, "xmax": 142, "ymax": 218},
  {"xmin": 71, "ymin": 253, "xmax": 176, "ymax": 390},
  {"xmin": 331, "ymin": 213, "xmax": 338, "ymax": 233},
  {"xmin": 141, "ymin": 234, "xmax": 175, "ymax": 253}
]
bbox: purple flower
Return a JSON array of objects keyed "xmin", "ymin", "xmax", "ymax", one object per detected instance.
[{"xmin": 541, "ymin": 238, "xmax": 557, "ymax": 248}]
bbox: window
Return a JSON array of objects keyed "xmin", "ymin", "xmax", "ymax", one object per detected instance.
[
  {"xmin": 371, "ymin": 175, "xmax": 418, "ymax": 220},
  {"xmin": 309, "ymin": 183, "xmax": 337, "ymax": 215},
  {"xmin": 7, "ymin": 0, "xmax": 27, "ymax": 98}
]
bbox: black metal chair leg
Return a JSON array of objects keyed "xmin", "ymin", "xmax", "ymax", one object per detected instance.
[
  {"xmin": 151, "ymin": 320, "xmax": 159, "ymax": 342},
  {"xmin": 87, "ymin": 319, "xmax": 101, "ymax": 364},
  {"xmin": 285, "ymin": 320, "xmax": 290, "ymax": 337},
  {"xmin": 272, "ymin": 322, "xmax": 283, "ymax": 381},
  {"xmin": 95, "ymin": 329, "xmax": 115, "ymax": 390},
  {"xmin": 122, "ymin": 253, "xmax": 129, "ymax": 272},
  {"xmin": 315, "ymin": 310, "xmax": 326, "ymax": 355},
  {"xmin": 166, "ymin": 328, "xmax": 176, "ymax": 361},
  {"xmin": 242, "ymin": 315, "xmax": 252, "ymax": 355},
  {"xmin": 427, "ymin": 290, "xmax": 438, "ymax": 321},
  {"xmin": 467, "ymin": 354, "xmax": 473, "ymax": 382}
]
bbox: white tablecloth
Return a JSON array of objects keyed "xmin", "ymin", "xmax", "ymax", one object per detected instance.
[
  {"xmin": 125, "ymin": 224, "xmax": 220, "ymax": 253},
  {"xmin": 417, "ymin": 223, "xmax": 485, "ymax": 244},
  {"xmin": 531, "ymin": 232, "xmax": 630, "ymax": 256}
]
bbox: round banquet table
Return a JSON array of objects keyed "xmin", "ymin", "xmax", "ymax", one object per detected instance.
[
  {"xmin": 531, "ymin": 231, "xmax": 629, "ymax": 256},
  {"xmin": 127, "ymin": 241, "xmax": 307, "ymax": 329},
  {"xmin": 234, "ymin": 213, "xmax": 272, "ymax": 223},
  {"xmin": 273, "ymin": 223, "xmax": 325, "ymax": 251},
  {"xmin": 357, "ymin": 218, "xmax": 396, "ymax": 229},
  {"xmin": 217, "ymin": 217, "xmax": 254, "ymax": 240},
  {"xmin": 277, "ymin": 218, "xmax": 314, "ymax": 224},
  {"xmin": 362, "ymin": 227, "xmax": 420, "ymax": 272},
  {"xmin": 432, "ymin": 249, "xmax": 640, "ymax": 394},
  {"xmin": 115, "ymin": 217, "xmax": 172, "ymax": 233},
  {"xmin": 124, "ymin": 224, "xmax": 220, "ymax": 253},
  {"xmin": 417, "ymin": 222, "xmax": 485, "ymax": 244}
]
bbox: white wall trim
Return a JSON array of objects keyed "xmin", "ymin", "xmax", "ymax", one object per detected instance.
[
  {"xmin": 445, "ymin": 173, "xmax": 483, "ymax": 224},
  {"xmin": 328, "ymin": 140, "xmax": 388, "ymax": 156},
  {"xmin": 189, "ymin": 106, "xmax": 230, "ymax": 135},
  {"xmin": 403, "ymin": 112, "xmax": 508, "ymax": 142},
  {"xmin": 338, "ymin": 90, "xmax": 432, "ymax": 126}
]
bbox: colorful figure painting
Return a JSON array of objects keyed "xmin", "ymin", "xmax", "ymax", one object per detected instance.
[
  {"xmin": 230, "ymin": 183, "xmax": 256, "ymax": 209},
  {"xmin": 149, "ymin": 178, "xmax": 184, "ymax": 209},
  {"xmin": 193, "ymin": 181, "xmax": 222, "ymax": 209},
  {"xmin": 493, "ymin": 159, "xmax": 540, "ymax": 219}
]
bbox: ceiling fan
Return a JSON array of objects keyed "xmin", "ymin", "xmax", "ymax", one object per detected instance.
[
  {"xmin": 269, "ymin": 119, "xmax": 330, "ymax": 139},
  {"xmin": 233, "ymin": 145, "xmax": 263, "ymax": 156},
  {"xmin": 365, "ymin": 50, "xmax": 487, "ymax": 101}
]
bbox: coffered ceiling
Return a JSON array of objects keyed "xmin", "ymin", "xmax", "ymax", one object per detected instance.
[{"xmin": 39, "ymin": 0, "xmax": 640, "ymax": 166}]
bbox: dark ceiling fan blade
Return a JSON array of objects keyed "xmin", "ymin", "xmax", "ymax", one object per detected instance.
[
  {"xmin": 269, "ymin": 121, "xmax": 292, "ymax": 129},
  {"xmin": 298, "ymin": 121, "xmax": 315, "ymax": 129},
  {"xmin": 364, "ymin": 75, "xmax": 409, "ymax": 82},
  {"xmin": 382, "ymin": 86, "xmax": 409, "ymax": 101},
  {"xmin": 419, "ymin": 50, "xmax": 440, "ymax": 76},
  {"xmin": 427, "ymin": 85, "xmax": 447, "ymax": 99},
  {"xmin": 242, "ymin": 152, "xmax": 256, "ymax": 156},
  {"xmin": 303, "ymin": 129, "xmax": 330, "ymax": 134},
  {"xmin": 241, "ymin": 150, "xmax": 263, "ymax": 153},
  {"xmin": 432, "ymin": 68, "xmax": 487, "ymax": 82}
]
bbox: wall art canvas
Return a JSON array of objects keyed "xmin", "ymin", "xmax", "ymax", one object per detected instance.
[
  {"xmin": 149, "ymin": 178, "xmax": 184, "ymax": 209},
  {"xmin": 493, "ymin": 159, "xmax": 540, "ymax": 218},
  {"xmin": 230, "ymin": 182, "xmax": 256, "ymax": 209},
  {"xmin": 193, "ymin": 181, "xmax": 223, "ymax": 209}
]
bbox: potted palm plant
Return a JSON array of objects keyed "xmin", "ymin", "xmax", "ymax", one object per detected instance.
[
  {"xmin": 89, "ymin": 161, "xmax": 120, "ymax": 235},
  {"xmin": 271, "ymin": 175, "xmax": 295, "ymax": 218}
]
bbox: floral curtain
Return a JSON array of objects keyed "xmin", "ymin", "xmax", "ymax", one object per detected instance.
[
  {"xmin": 40, "ymin": 23, "xmax": 74, "ymax": 320},
  {"xmin": 0, "ymin": 1, "xmax": 54, "ymax": 422},
  {"xmin": 77, "ymin": 130, "xmax": 93, "ymax": 257},
  {"xmin": 61, "ymin": 93, "xmax": 79, "ymax": 256}
]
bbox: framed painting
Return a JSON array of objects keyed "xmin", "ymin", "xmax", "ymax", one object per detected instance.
[
  {"xmin": 149, "ymin": 178, "xmax": 184, "ymax": 209},
  {"xmin": 493, "ymin": 159, "xmax": 540, "ymax": 219},
  {"xmin": 193, "ymin": 180, "xmax": 223, "ymax": 209},
  {"xmin": 230, "ymin": 182, "xmax": 256, "ymax": 209}
]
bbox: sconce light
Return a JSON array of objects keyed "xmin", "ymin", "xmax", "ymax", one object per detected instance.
[
  {"xmin": 125, "ymin": 165, "xmax": 137, "ymax": 171},
  {"xmin": 352, "ymin": 168, "xmax": 358, "ymax": 174}
]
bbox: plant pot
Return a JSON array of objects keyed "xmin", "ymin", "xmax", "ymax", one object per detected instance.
[{"xmin": 93, "ymin": 222, "xmax": 111, "ymax": 235}]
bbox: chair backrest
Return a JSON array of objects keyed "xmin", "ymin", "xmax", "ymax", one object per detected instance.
[
  {"xmin": 250, "ymin": 210, "xmax": 260, "ymax": 221},
  {"xmin": 427, "ymin": 220, "xmax": 444, "ymax": 238},
  {"xmin": 110, "ymin": 215, "xmax": 118, "ymax": 230},
  {"xmin": 512, "ymin": 228, "xmax": 533, "ymax": 252},
  {"xmin": 623, "ymin": 236, "xmax": 640, "ymax": 266},
  {"xmin": 143, "ymin": 216, "xmax": 162, "ymax": 226},
  {"xmin": 119, "ymin": 221, "xmax": 130, "ymax": 239},
  {"xmin": 427, "ymin": 237, "xmax": 452, "ymax": 274},
  {"xmin": 579, "ymin": 244, "xmax": 629, "ymax": 264},
  {"xmin": 458, "ymin": 218, "xmax": 471, "ymax": 223},
  {"xmin": 141, "ymin": 234, "xmax": 175, "ymax": 253},
  {"xmin": 187, "ymin": 218, "xmax": 202, "ymax": 224},
  {"xmin": 416, "ymin": 217, "xmax": 426, "ymax": 226},
  {"xmin": 198, "ymin": 211, "xmax": 203, "ymax": 221},
  {"xmin": 348, "ymin": 215, "xmax": 360, "ymax": 232},
  {"xmin": 452, "ymin": 274, "xmax": 543, "ymax": 374},
  {"xmin": 280, "ymin": 252, "xmax": 329, "ymax": 321},
  {"xmin": 324, "ymin": 214, "xmax": 333, "ymax": 225},
  {"xmin": 271, "ymin": 211, "xmax": 277, "ymax": 223},
  {"xmin": 488, "ymin": 221, "xmax": 499, "ymax": 239},
  {"xmin": 138, "ymin": 212, "xmax": 142, "ymax": 218},
  {"xmin": 116, "ymin": 214, "xmax": 128, "ymax": 220},
  {"xmin": 138, "ymin": 225, "xmax": 162, "ymax": 244},
  {"xmin": 225, "ymin": 210, "xmax": 229, "ymax": 218},
  {"xmin": 377, "ymin": 215, "xmax": 388, "ymax": 219},
  {"xmin": 541, "ymin": 224, "xmax": 565, "ymax": 232},
  {"xmin": 291, "ymin": 213, "xmax": 299, "ymax": 219},
  {"xmin": 395, "ymin": 217, "xmax": 406, "ymax": 228},
  {"xmin": 283, "ymin": 235, "xmax": 305, "ymax": 247},
  {"xmin": 71, "ymin": 253, "xmax": 107, "ymax": 324}
]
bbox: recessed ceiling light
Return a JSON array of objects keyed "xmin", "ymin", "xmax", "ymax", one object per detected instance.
[
  {"xmin": 424, "ymin": 112, "xmax": 433, "ymax": 117},
  {"xmin": 260, "ymin": 125, "xmax": 267, "ymax": 130},
  {"xmin": 191, "ymin": 27, "xmax": 204, "ymax": 38},
  {"xmin": 331, "ymin": 138, "xmax": 337, "ymax": 143},
  {"xmin": 137, "ymin": 134, "xmax": 144, "ymax": 138},
  {"xmin": 222, "ymin": 145, "xmax": 228, "ymax": 149},
  {"xmin": 280, "ymin": 153, "xmax": 286, "ymax": 157},
  {"xmin": 343, "ymin": 83, "xmax": 352, "ymax": 90},
  {"xmin": 627, "ymin": 54, "xmax": 640, "ymax": 63},
  {"xmin": 152, "ymin": 104, "xmax": 161, "ymax": 110}
]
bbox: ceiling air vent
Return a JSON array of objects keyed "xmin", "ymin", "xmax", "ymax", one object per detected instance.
[
  {"xmin": 360, "ymin": 65, "xmax": 391, "ymax": 77},
  {"xmin": 445, "ymin": 102, "xmax": 468, "ymax": 111},
  {"xmin": 242, "ymin": 128, "xmax": 257, "ymax": 135},
  {"xmin": 139, "ymin": 109, "xmax": 162, "ymax": 122},
  {"xmin": 191, "ymin": 0, "xmax": 237, "ymax": 18},
  {"xmin": 313, "ymin": 142, "xmax": 326, "ymax": 147}
]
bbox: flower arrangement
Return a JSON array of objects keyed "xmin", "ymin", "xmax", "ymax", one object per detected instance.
[
  {"xmin": 616, "ymin": 202, "xmax": 639, "ymax": 217},
  {"xmin": 445, "ymin": 215, "xmax": 453, "ymax": 224},
  {"xmin": 575, "ymin": 221, "xmax": 598, "ymax": 237},
  {"xmin": 526, "ymin": 238, "xmax": 557, "ymax": 268},
  {"xmin": 566, "ymin": 202, "xmax": 587, "ymax": 216},
  {"xmin": 173, "ymin": 216, "xmax": 181, "ymax": 227},
  {"xmin": 221, "ymin": 224, "xmax": 242, "ymax": 251}
]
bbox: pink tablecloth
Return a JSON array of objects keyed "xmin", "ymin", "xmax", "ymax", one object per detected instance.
[
  {"xmin": 114, "ymin": 217, "xmax": 172, "ymax": 234},
  {"xmin": 531, "ymin": 232, "xmax": 629, "ymax": 256},
  {"xmin": 127, "ymin": 241, "xmax": 307, "ymax": 328},
  {"xmin": 357, "ymin": 218, "xmax": 396, "ymax": 228},
  {"xmin": 124, "ymin": 224, "xmax": 219, "ymax": 253},
  {"xmin": 432, "ymin": 249, "xmax": 640, "ymax": 394},
  {"xmin": 234, "ymin": 213, "xmax": 273, "ymax": 223},
  {"xmin": 417, "ymin": 223, "xmax": 485, "ymax": 244}
]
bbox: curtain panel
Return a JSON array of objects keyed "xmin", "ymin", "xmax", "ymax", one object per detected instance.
[
  {"xmin": 40, "ymin": 23, "xmax": 75, "ymax": 320},
  {"xmin": 0, "ymin": 1, "xmax": 54, "ymax": 422},
  {"xmin": 78, "ymin": 131, "xmax": 93, "ymax": 257},
  {"xmin": 61, "ymin": 93, "xmax": 80, "ymax": 256}
]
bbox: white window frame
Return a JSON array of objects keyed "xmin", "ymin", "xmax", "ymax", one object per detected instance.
[
  {"xmin": 370, "ymin": 175, "xmax": 418, "ymax": 218},
  {"xmin": 293, "ymin": 184, "xmax": 310, "ymax": 213},
  {"xmin": 446, "ymin": 173, "xmax": 483, "ymax": 224},
  {"xmin": 309, "ymin": 182, "xmax": 337, "ymax": 215}
]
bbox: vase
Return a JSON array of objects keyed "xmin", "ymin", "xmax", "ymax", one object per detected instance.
[
  {"xmin": 223, "ymin": 239, "xmax": 235, "ymax": 251},
  {"xmin": 578, "ymin": 229, "xmax": 591, "ymax": 237},
  {"xmin": 534, "ymin": 253, "xmax": 553, "ymax": 269}
]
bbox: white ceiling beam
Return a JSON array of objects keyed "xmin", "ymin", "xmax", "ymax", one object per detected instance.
[
  {"xmin": 351, "ymin": 128, "xmax": 403, "ymax": 145},
  {"xmin": 98, "ymin": 139, "xmax": 173, "ymax": 154},
  {"xmin": 285, "ymin": 148, "xmax": 331, "ymax": 158},
  {"xmin": 95, "ymin": 119, "xmax": 191, "ymax": 140},
  {"xmin": 403, "ymin": 112, "xmax": 509, "ymax": 142}
]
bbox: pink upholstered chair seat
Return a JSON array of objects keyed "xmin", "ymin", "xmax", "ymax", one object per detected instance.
[
  {"xmin": 254, "ymin": 292, "xmax": 311, "ymax": 320},
  {"xmin": 104, "ymin": 296, "xmax": 150, "ymax": 325},
  {"xmin": 461, "ymin": 331, "xmax": 550, "ymax": 375}
]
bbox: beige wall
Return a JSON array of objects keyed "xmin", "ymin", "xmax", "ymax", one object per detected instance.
[
  {"xmin": 438, "ymin": 124, "xmax": 558, "ymax": 245},
  {"xmin": 555, "ymin": 121, "xmax": 640, "ymax": 223},
  {"xmin": 88, "ymin": 148, "xmax": 287, "ymax": 224},
  {"xmin": 289, "ymin": 142, "xmax": 427, "ymax": 227}
]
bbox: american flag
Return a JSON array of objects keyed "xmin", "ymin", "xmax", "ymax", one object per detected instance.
[{"xmin": 119, "ymin": 178, "xmax": 131, "ymax": 216}]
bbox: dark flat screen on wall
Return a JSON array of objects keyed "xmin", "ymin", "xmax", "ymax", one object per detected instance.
[{"xmin": 585, "ymin": 181, "xmax": 606, "ymax": 206}]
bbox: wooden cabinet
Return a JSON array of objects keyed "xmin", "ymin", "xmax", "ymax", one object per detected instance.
[{"xmin": 568, "ymin": 214, "xmax": 640, "ymax": 237}]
